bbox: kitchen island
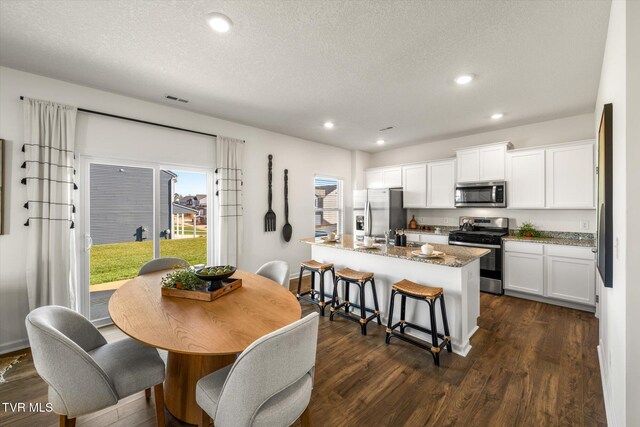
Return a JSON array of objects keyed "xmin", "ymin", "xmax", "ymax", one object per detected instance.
[{"xmin": 302, "ymin": 235, "xmax": 489, "ymax": 356}]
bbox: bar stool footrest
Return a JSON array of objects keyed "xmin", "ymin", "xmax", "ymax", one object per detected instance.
[
  {"xmin": 386, "ymin": 323, "xmax": 449, "ymax": 350},
  {"xmin": 331, "ymin": 310, "xmax": 378, "ymax": 325}
]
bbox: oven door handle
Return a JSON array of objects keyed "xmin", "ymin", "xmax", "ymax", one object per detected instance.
[{"xmin": 448, "ymin": 241, "xmax": 501, "ymax": 249}]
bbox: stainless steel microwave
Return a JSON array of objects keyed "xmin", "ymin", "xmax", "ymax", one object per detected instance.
[{"xmin": 455, "ymin": 181, "xmax": 506, "ymax": 208}]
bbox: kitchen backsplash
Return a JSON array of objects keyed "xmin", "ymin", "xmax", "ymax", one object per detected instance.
[{"xmin": 407, "ymin": 208, "xmax": 597, "ymax": 233}]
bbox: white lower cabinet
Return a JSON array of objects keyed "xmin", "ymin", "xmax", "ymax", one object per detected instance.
[
  {"xmin": 405, "ymin": 232, "xmax": 421, "ymax": 242},
  {"xmin": 420, "ymin": 233, "xmax": 449, "ymax": 245},
  {"xmin": 546, "ymin": 246, "xmax": 596, "ymax": 305},
  {"xmin": 503, "ymin": 241, "xmax": 595, "ymax": 308},
  {"xmin": 404, "ymin": 232, "xmax": 449, "ymax": 245},
  {"xmin": 504, "ymin": 251, "xmax": 545, "ymax": 295}
]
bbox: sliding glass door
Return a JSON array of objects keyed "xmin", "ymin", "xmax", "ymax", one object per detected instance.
[
  {"xmin": 80, "ymin": 158, "xmax": 212, "ymax": 325},
  {"xmin": 86, "ymin": 163, "xmax": 154, "ymax": 322}
]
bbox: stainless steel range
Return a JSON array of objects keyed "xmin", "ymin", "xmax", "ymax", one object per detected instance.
[{"xmin": 448, "ymin": 216, "xmax": 509, "ymax": 295}]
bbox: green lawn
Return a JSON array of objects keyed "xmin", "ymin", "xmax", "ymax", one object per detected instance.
[{"xmin": 90, "ymin": 238, "xmax": 207, "ymax": 285}]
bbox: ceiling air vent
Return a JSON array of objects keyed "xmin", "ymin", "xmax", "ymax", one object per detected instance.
[
  {"xmin": 378, "ymin": 126, "xmax": 394, "ymax": 131},
  {"xmin": 165, "ymin": 95, "xmax": 189, "ymax": 103}
]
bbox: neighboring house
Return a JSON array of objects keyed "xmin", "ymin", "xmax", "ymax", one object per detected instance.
[
  {"xmin": 175, "ymin": 193, "xmax": 207, "ymax": 225},
  {"xmin": 314, "ymin": 182, "xmax": 338, "ymax": 235},
  {"xmin": 90, "ymin": 165, "xmax": 176, "ymax": 244}
]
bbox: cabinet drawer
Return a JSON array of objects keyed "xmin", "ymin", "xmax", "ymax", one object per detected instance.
[
  {"xmin": 504, "ymin": 241, "xmax": 544, "ymax": 255},
  {"xmin": 545, "ymin": 244, "xmax": 595, "ymax": 260},
  {"xmin": 404, "ymin": 232, "xmax": 421, "ymax": 242},
  {"xmin": 420, "ymin": 234, "xmax": 449, "ymax": 245}
]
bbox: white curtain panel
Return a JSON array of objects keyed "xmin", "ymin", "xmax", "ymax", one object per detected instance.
[
  {"xmin": 23, "ymin": 98, "xmax": 78, "ymax": 311},
  {"xmin": 215, "ymin": 136, "xmax": 244, "ymax": 266}
]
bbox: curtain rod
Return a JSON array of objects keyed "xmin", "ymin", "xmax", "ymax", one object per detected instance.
[{"xmin": 20, "ymin": 96, "xmax": 245, "ymax": 143}]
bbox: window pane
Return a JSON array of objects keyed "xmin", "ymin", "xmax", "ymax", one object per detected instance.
[
  {"xmin": 90, "ymin": 163, "xmax": 154, "ymax": 321},
  {"xmin": 314, "ymin": 177, "xmax": 341, "ymax": 237},
  {"xmin": 160, "ymin": 170, "xmax": 208, "ymax": 265}
]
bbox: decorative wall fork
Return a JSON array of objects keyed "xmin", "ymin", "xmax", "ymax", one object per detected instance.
[{"xmin": 264, "ymin": 154, "xmax": 276, "ymax": 232}]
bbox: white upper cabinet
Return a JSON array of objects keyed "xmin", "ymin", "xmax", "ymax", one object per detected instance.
[
  {"xmin": 382, "ymin": 167, "xmax": 402, "ymax": 188},
  {"xmin": 366, "ymin": 166, "xmax": 403, "ymax": 189},
  {"xmin": 365, "ymin": 169, "xmax": 384, "ymax": 189},
  {"xmin": 479, "ymin": 145, "xmax": 507, "ymax": 181},
  {"xmin": 506, "ymin": 149, "xmax": 546, "ymax": 208},
  {"xmin": 546, "ymin": 141, "xmax": 595, "ymax": 209},
  {"xmin": 456, "ymin": 142, "xmax": 511, "ymax": 183},
  {"xmin": 455, "ymin": 149, "xmax": 479, "ymax": 183},
  {"xmin": 427, "ymin": 159, "xmax": 456, "ymax": 208},
  {"xmin": 402, "ymin": 163, "xmax": 427, "ymax": 208}
]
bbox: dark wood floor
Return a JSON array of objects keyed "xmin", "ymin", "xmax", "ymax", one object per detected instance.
[{"xmin": 0, "ymin": 278, "xmax": 606, "ymax": 427}]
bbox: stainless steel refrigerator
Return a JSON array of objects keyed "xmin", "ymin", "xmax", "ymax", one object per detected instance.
[{"xmin": 353, "ymin": 188, "xmax": 405, "ymax": 239}]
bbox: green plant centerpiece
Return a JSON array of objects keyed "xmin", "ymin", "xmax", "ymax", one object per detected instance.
[
  {"xmin": 195, "ymin": 265, "xmax": 237, "ymax": 291},
  {"xmin": 161, "ymin": 267, "xmax": 205, "ymax": 291},
  {"xmin": 516, "ymin": 222, "xmax": 542, "ymax": 238}
]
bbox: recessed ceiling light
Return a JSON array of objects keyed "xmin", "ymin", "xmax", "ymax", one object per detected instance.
[
  {"xmin": 323, "ymin": 121, "xmax": 334, "ymax": 129},
  {"xmin": 455, "ymin": 74, "xmax": 474, "ymax": 85},
  {"xmin": 491, "ymin": 113, "xmax": 504, "ymax": 120},
  {"xmin": 376, "ymin": 139, "xmax": 385, "ymax": 145},
  {"xmin": 207, "ymin": 13, "xmax": 233, "ymax": 33}
]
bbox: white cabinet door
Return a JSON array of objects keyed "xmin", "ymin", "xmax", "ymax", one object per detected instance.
[
  {"xmin": 506, "ymin": 149, "xmax": 546, "ymax": 208},
  {"xmin": 402, "ymin": 164, "xmax": 427, "ymax": 208},
  {"xmin": 545, "ymin": 245, "xmax": 595, "ymax": 305},
  {"xmin": 420, "ymin": 234, "xmax": 449, "ymax": 245},
  {"xmin": 546, "ymin": 255, "xmax": 595, "ymax": 305},
  {"xmin": 479, "ymin": 145, "xmax": 506, "ymax": 181},
  {"xmin": 546, "ymin": 142, "xmax": 595, "ymax": 208},
  {"xmin": 427, "ymin": 159, "xmax": 456, "ymax": 208},
  {"xmin": 405, "ymin": 232, "xmax": 421, "ymax": 243},
  {"xmin": 504, "ymin": 251, "xmax": 544, "ymax": 295},
  {"xmin": 365, "ymin": 169, "xmax": 384, "ymax": 189},
  {"xmin": 383, "ymin": 167, "xmax": 403, "ymax": 188},
  {"xmin": 456, "ymin": 149, "xmax": 479, "ymax": 183}
]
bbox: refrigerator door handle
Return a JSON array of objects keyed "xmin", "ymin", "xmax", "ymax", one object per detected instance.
[{"xmin": 365, "ymin": 201, "xmax": 372, "ymax": 236}]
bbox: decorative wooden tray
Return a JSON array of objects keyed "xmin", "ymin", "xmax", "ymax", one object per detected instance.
[{"xmin": 161, "ymin": 278, "xmax": 242, "ymax": 302}]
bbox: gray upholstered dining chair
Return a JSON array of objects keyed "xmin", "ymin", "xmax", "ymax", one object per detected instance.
[
  {"xmin": 139, "ymin": 257, "xmax": 190, "ymax": 275},
  {"xmin": 196, "ymin": 312, "xmax": 319, "ymax": 427},
  {"xmin": 255, "ymin": 260, "xmax": 290, "ymax": 288},
  {"xmin": 25, "ymin": 305, "xmax": 166, "ymax": 427}
]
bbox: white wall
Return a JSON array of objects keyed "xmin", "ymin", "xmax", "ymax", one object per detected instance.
[
  {"xmin": 594, "ymin": 1, "xmax": 630, "ymax": 426},
  {"xmin": 368, "ymin": 113, "xmax": 594, "ymax": 167},
  {"xmin": 625, "ymin": 2, "xmax": 640, "ymax": 425},
  {"xmin": 350, "ymin": 150, "xmax": 371, "ymax": 191},
  {"xmin": 0, "ymin": 66, "xmax": 352, "ymax": 352}
]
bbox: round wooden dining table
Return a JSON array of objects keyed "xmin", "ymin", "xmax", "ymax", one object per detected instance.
[{"xmin": 108, "ymin": 269, "xmax": 302, "ymax": 425}]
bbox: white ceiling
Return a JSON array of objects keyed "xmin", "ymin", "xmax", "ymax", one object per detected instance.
[{"xmin": 0, "ymin": 0, "xmax": 611, "ymax": 152}]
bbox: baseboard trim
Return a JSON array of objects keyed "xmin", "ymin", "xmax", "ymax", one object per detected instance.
[
  {"xmin": 0, "ymin": 338, "xmax": 29, "ymax": 356},
  {"xmin": 503, "ymin": 290, "xmax": 596, "ymax": 313},
  {"xmin": 289, "ymin": 270, "xmax": 311, "ymax": 281},
  {"xmin": 597, "ymin": 341, "xmax": 617, "ymax": 427}
]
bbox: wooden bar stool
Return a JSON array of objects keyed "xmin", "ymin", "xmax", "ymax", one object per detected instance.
[
  {"xmin": 329, "ymin": 268, "xmax": 381, "ymax": 335},
  {"xmin": 297, "ymin": 260, "xmax": 335, "ymax": 316},
  {"xmin": 384, "ymin": 279, "xmax": 452, "ymax": 366}
]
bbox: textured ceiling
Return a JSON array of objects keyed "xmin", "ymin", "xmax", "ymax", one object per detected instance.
[{"xmin": 0, "ymin": 0, "xmax": 611, "ymax": 152}]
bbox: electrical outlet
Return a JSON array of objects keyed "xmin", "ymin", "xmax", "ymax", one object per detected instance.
[
  {"xmin": 442, "ymin": 217, "xmax": 449, "ymax": 224},
  {"xmin": 580, "ymin": 220, "xmax": 590, "ymax": 230}
]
